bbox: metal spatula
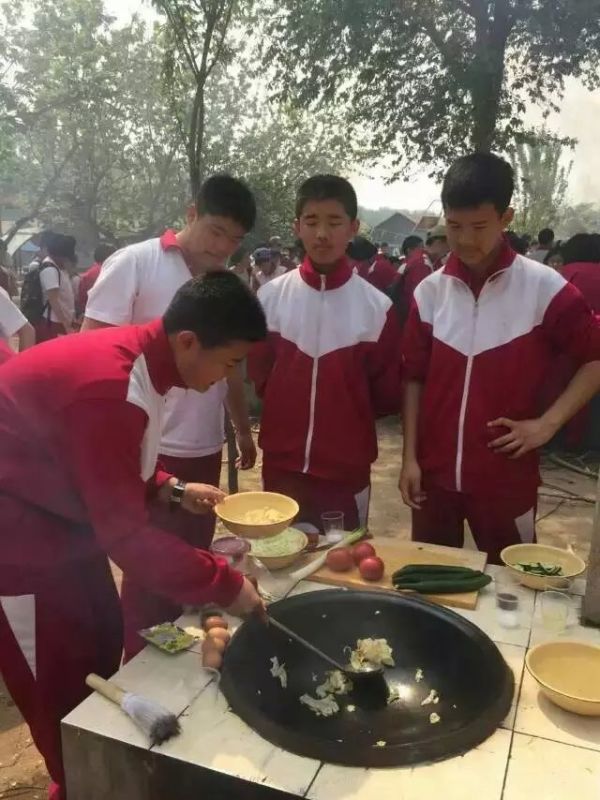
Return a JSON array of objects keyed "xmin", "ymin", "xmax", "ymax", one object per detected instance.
[{"xmin": 267, "ymin": 612, "xmax": 389, "ymax": 705}]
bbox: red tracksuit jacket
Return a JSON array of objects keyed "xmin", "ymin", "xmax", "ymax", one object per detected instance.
[
  {"xmin": 248, "ymin": 257, "xmax": 403, "ymax": 486},
  {"xmin": 0, "ymin": 319, "xmax": 242, "ymax": 603},
  {"xmin": 355, "ymin": 255, "xmax": 398, "ymax": 293},
  {"xmin": 402, "ymin": 241, "xmax": 600, "ymax": 496},
  {"xmin": 561, "ymin": 262, "xmax": 600, "ymax": 314}
]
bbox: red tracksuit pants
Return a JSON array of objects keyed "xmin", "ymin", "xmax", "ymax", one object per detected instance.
[
  {"xmin": 121, "ymin": 451, "xmax": 222, "ymax": 662},
  {"xmin": 262, "ymin": 464, "xmax": 371, "ymax": 534},
  {"xmin": 0, "ymin": 552, "xmax": 122, "ymax": 800},
  {"xmin": 411, "ymin": 485, "xmax": 537, "ymax": 565}
]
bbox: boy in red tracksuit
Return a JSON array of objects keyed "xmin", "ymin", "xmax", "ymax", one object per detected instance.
[
  {"xmin": 0, "ymin": 273, "xmax": 266, "ymax": 800},
  {"xmin": 400, "ymin": 153, "xmax": 600, "ymax": 563},
  {"xmin": 401, "ymin": 226, "xmax": 449, "ymax": 310},
  {"xmin": 248, "ymin": 175, "xmax": 403, "ymax": 532}
]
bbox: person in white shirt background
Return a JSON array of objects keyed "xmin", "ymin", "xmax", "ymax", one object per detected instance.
[
  {"xmin": 36, "ymin": 233, "xmax": 76, "ymax": 342},
  {"xmin": 529, "ymin": 227, "xmax": 555, "ymax": 262},
  {"xmin": 251, "ymin": 247, "xmax": 286, "ymax": 292},
  {"xmin": 81, "ymin": 174, "xmax": 259, "ymax": 660},
  {"xmin": 0, "ymin": 287, "xmax": 34, "ymax": 364},
  {"xmin": 228, "ymin": 246, "xmax": 253, "ymax": 286}
]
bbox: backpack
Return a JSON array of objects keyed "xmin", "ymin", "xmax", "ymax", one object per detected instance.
[
  {"xmin": 388, "ymin": 270, "xmax": 411, "ymax": 327},
  {"xmin": 20, "ymin": 261, "xmax": 60, "ymax": 324}
]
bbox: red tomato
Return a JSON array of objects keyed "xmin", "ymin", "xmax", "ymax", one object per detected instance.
[
  {"xmin": 326, "ymin": 547, "xmax": 354, "ymax": 572},
  {"xmin": 359, "ymin": 556, "xmax": 385, "ymax": 581},
  {"xmin": 351, "ymin": 542, "xmax": 377, "ymax": 565}
]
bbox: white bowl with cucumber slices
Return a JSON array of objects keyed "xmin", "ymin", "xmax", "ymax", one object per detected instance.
[
  {"xmin": 501, "ymin": 543, "xmax": 585, "ymax": 590},
  {"xmin": 249, "ymin": 528, "xmax": 308, "ymax": 570}
]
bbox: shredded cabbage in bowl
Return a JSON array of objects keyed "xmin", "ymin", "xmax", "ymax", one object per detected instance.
[{"xmin": 250, "ymin": 528, "xmax": 307, "ymax": 558}]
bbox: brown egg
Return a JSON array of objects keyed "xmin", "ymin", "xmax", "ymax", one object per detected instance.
[
  {"xmin": 204, "ymin": 636, "xmax": 226, "ymax": 654},
  {"xmin": 207, "ymin": 627, "xmax": 231, "ymax": 644},
  {"xmin": 202, "ymin": 649, "xmax": 223, "ymax": 670},
  {"xmin": 204, "ymin": 615, "xmax": 228, "ymax": 632}
]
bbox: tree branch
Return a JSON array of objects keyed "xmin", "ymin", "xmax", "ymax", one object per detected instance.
[
  {"xmin": 3, "ymin": 141, "xmax": 80, "ymax": 246},
  {"xmin": 206, "ymin": 0, "xmax": 235, "ymax": 76},
  {"xmin": 159, "ymin": 0, "xmax": 200, "ymax": 79}
]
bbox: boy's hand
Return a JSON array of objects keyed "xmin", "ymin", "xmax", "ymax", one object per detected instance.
[
  {"xmin": 226, "ymin": 577, "xmax": 266, "ymax": 621},
  {"xmin": 487, "ymin": 417, "xmax": 558, "ymax": 459},
  {"xmin": 182, "ymin": 483, "xmax": 227, "ymax": 514},
  {"xmin": 399, "ymin": 459, "xmax": 427, "ymax": 509},
  {"xmin": 236, "ymin": 430, "xmax": 257, "ymax": 470}
]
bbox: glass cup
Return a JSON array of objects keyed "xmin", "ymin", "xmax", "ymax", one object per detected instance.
[
  {"xmin": 494, "ymin": 568, "xmax": 522, "ymax": 628},
  {"xmin": 541, "ymin": 590, "xmax": 571, "ymax": 634},
  {"xmin": 321, "ymin": 511, "xmax": 345, "ymax": 544}
]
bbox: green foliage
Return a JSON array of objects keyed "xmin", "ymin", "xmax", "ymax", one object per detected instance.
[
  {"xmin": 0, "ymin": 0, "xmax": 188, "ymax": 250},
  {"xmin": 559, "ymin": 203, "xmax": 600, "ymax": 240},
  {"xmin": 153, "ymin": 0, "xmax": 255, "ymax": 194},
  {"xmin": 509, "ymin": 131, "xmax": 573, "ymax": 235},
  {"xmin": 155, "ymin": 3, "xmax": 357, "ymax": 237},
  {"xmin": 265, "ymin": 0, "xmax": 600, "ymax": 176}
]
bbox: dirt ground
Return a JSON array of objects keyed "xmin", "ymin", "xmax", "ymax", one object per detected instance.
[{"xmin": 1, "ymin": 419, "xmax": 596, "ymax": 799}]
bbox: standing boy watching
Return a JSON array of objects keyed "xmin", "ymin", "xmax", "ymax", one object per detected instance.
[
  {"xmin": 82, "ymin": 174, "xmax": 257, "ymax": 659},
  {"xmin": 249, "ymin": 175, "xmax": 403, "ymax": 532},
  {"xmin": 400, "ymin": 153, "xmax": 600, "ymax": 562}
]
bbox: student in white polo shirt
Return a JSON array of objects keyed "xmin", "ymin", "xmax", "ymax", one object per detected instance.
[
  {"xmin": 82, "ymin": 174, "xmax": 257, "ymax": 659},
  {"xmin": 0, "ymin": 287, "xmax": 35, "ymax": 364}
]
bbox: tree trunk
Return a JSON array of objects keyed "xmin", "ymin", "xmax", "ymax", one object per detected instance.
[
  {"xmin": 469, "ymin": 0, "xmax": 512, "ymax": 152},
  {"xmin": 582, "ymin": 470, "xmax": 600, "ymax": 626}
]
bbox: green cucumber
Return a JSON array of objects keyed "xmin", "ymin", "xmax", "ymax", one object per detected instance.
[
  {"xmin": 392, "ymin": 564, "xmax": 479, "ymax": 580},
  {"xmin": 393, "ymin": 573, "xmax": 492, "ymax": 594},
  {"xmin": 392, "ymin": 570, "xmax": 484, "ymax": 584}
]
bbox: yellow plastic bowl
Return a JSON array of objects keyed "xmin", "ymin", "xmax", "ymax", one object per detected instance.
[
  {"xmin": 526, "ymin": 641, "xmax": 600, "ymax": 716},
  {"xmin": 250, "ymin": 528, "xmax": 308, "ymax": 570},
  {"xmin": 215, "ymin": 492, "xmax": 299, "ymax": 540},
  {"xmin": 500, "ymin": 543, "xmax": 585, "ymax": 590}
]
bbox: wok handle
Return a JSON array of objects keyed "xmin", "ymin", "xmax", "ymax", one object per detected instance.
[{"xmin": 267, "ymin": 615, "xmax": 345, "ymax": 673}]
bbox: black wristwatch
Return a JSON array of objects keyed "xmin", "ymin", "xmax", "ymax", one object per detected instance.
[{"xmin": 169, "ymin": 480, "xmax": 187, "ymax": 512}]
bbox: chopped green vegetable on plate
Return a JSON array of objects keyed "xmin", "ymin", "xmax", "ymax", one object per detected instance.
[{"xmin": 139, "ymin": 622, "xmax": 199, "ymax": 654}]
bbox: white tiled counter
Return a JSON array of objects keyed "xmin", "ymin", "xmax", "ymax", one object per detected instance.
[{"xmin": 62, "ymin": 565, "xmax": 600, "ymax": 800}]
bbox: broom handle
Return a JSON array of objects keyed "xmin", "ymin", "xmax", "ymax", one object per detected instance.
[{"xmin": 86, "ymin": 673, "xmax": 126, "ymax": 706}]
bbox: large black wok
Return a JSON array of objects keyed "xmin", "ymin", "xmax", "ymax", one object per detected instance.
[{"xmin": 220, "ymin": 589, "xmax": 513, "ymax": 768}]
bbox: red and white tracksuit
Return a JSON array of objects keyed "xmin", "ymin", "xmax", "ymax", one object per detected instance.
[
  {"xmin": 539, "ymin": 261, "xmax": 600, "ymax": 449},
  {"xmin": 402, "ymin": 240, "xmax": 600, "ymax": 562},
  {"xmin": 0, "ymin": 320, "xmax": 243, "ymax": 799},
  {"xmin": 248, "ymin": 256, "xmax": 403, "ymax": 532},
  {"xmin": 354, "ymin": 255, "xmax": 398, "ymax": 293},
  {"xmin": 401, "ymin": 248, "xmax": 435, "ymax": 307}
]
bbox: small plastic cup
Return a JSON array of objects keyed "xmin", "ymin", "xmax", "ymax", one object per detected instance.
[
  {"xmin": 210, "ymin": 536, "xmax": 250, "ymax": 569},
  {"xmin": 321, "ymin": 511, "xmax": 345, "ymax": 543},
  {"xmin": 541, "ymin": 590, "xmax": 570, "ymax": 634},
  {"xmin": 494, "ymin": 569, "xmax": 522, "ymax": 628}
]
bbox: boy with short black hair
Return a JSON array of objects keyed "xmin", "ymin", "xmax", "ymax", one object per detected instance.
[
  {"xmin": 249, "ymin": 175, "xmax": 403, "ymax": 533},
  {"xmin": 0, "ymin": 272, "xmax": 267, "ymax": 800},
  {"xmin": 400, "ymin": 153, "xmax": 600, "ymax": 562},
  {"xmin": 83, "ymin": 174, "xmax": 258, "ymax": 659}
]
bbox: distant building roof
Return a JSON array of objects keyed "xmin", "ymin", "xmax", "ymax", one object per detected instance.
[
  {"xmin": 371, "ymin": 212, "xmax": 418, "ymax": 245},
  {"xmin": 415, "ymin": 214, "xmax": 441, "ymax": 231}
]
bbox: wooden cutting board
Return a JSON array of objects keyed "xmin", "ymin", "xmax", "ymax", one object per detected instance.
[{"xmin": 309, "ymin": 540, "xmax": 488, "ymax": 610}]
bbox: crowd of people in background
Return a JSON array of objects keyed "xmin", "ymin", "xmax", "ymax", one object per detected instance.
[
  {"xmin": 1, "ymin": 158, "xmax": 600, "ymax": 800},
  {"xmin": 2, "ymin": 209, "xmax": 600, "ymax": 360}
]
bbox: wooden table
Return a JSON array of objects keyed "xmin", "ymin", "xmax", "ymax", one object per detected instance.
[{"xmin": 62, "ymin": 563, "xmax": 600, "ymax": 800}]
